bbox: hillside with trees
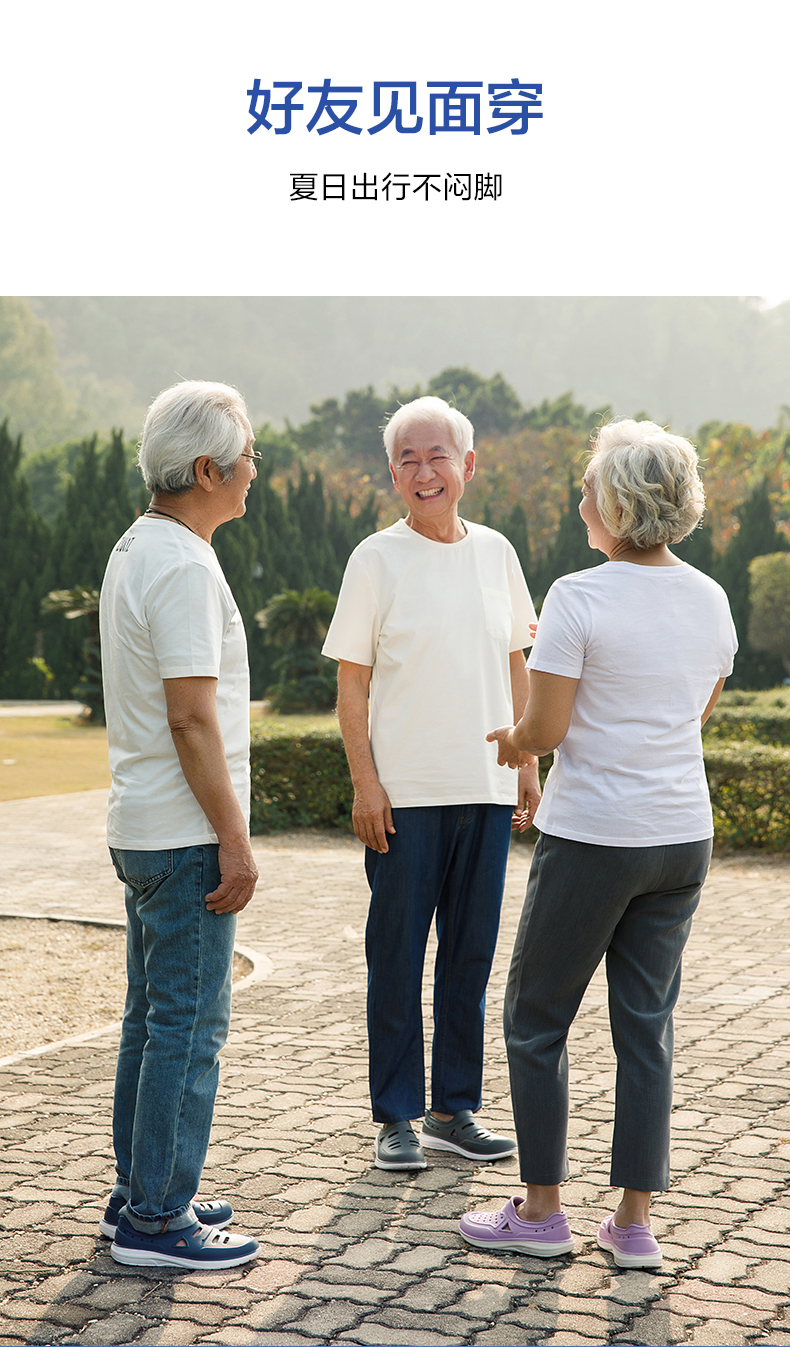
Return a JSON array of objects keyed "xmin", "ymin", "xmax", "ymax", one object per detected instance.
[
  {"xmin": 4, "ymin": 364, "xmax": 790, "ymax": 704},
  {"xmin": 22, "ymin": 295, "xmax": 790, "ymax": 442}
]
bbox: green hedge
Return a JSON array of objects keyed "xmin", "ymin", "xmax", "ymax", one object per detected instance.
[
  {"xmin": 704, "ymin": 705, "xmax": 790, "ymax": 746},
  {"xmin": 249, "ymin": 729, "xmax": 790, "ymax": 850},
  {"xmin": 250, "ymin": 730, "xmax": 352, "ymax": 833},
  {"xmin": 704, "ymin": 742, "xmax": 790, "ymax": 849}
]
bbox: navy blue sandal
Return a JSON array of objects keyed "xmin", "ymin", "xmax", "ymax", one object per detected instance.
[{"xmin": 111, "ymin": 1214, "xmax": 258, "ymax": 1269}]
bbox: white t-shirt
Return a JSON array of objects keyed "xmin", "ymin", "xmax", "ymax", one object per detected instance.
[
  {"xmin": 528, "ymin": 561, "xmax": 738, "ymax": 846},
  {"xmin": 322, "ymin": 519, "xmax": 537, "ymax": 807},
  {"xmin": 100, "ymin": 517, "xmax": 250, "ymax": 849}
]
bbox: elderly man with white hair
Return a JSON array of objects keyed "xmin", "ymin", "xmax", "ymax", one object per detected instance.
[
  {"xmin": 98, "ymin": 380, "xmax": 261, "ymax": 1269},
  {"xmin": 322, "ymin": 395, "xmax": 540, "ymax": 1170}
]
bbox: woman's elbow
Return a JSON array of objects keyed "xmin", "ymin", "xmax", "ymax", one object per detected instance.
[{"xmin": 515, "ymin": 717, "xmax": 566, "ymax": 757}]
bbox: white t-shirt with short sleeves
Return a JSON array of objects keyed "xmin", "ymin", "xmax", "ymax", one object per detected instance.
[
  {"xmin": 528, "ymin": 561, "xmax": 738, "ymax": 846},
  {"xmin": 100, "ymin": 516, "xmax": 250, "ymax": 849},
  {"xmin": 322, "ymin": 518, "xmax": 537, "ymax": 808}
]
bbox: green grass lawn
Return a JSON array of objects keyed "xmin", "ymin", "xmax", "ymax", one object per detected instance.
[
  {"xmin": 251, "ymin": 709, "xmax": 340, "ymax": 736},
  {"xmin": 0, "ymin": 708, "xmax": 341, "ymax": 801},
  {"xmin": 717, "ymin": 686, "xmax": 790, "ymax": 710},
  {"xmin": 0, "ymin": 716, "xmax": 112, "ymax": 801}
]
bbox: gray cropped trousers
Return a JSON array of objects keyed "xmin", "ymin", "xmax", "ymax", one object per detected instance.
[{"xmin": 504, "ymin": 831, "xmax": 712, "ymax": 1192}]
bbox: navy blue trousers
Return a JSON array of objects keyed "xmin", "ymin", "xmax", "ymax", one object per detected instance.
[{"xmin": 365, "ymin": 803, "xmax": 512, "ymax": 1123}]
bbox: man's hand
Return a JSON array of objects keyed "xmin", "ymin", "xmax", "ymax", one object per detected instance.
[
  {"xmin": 352, "ymin": 781, "xmax": 396, "ymax": 854},
  {"xmin": 512, "ymin": 761, "xmax": 542, "ymax": 833},
  {"xmin": 337, "ymin": 661, "xmax": 397, "ymax": 855},
  {"xmin": 486, "ymin": 725, "xmax": 535, "ymax": 770},
  {"xmin": 205, "ymin": 836, "xmax": 259, "ymax": 914}
]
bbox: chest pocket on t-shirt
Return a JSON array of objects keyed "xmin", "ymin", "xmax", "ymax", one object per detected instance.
[{"xmin": 481, "ymin": 587, "xmax": 513, "ymax": 641}]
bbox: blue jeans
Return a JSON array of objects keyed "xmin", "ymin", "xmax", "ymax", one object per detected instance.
[
  {"xmin": 109, "ymin": 845, "xmax": 236, "ymax": 1232},
  {"xmin": 504, "ymin": 832, "xmax": 712, "ymax": 1191},
  {"xmin": 365, "ymin": 803, "xmax": 513, "ymax": 1123}
]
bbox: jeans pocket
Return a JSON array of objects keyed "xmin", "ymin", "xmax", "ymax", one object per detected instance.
[{"xmin": 110, "ymin": 848, "xmax": 175, "ymax": 890}]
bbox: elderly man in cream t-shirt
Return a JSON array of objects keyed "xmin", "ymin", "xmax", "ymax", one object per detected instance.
[{"xmin": 322, "ymin": 395, "xmax": 539, "ymax": 1170}]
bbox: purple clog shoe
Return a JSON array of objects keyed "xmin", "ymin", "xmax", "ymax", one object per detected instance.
[
  {"xmin": 597, "ymin": 1213, "xmax": 662, "ymax": 1268},
  {"xmin": 459, "ymin": 1196, "xmax": 575, "ymax": 1256}
]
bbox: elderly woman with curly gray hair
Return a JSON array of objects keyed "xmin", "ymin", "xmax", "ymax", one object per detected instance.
[{"xmin": 459, "ymin": 420, "xmax": 738, "ymax": 1269}]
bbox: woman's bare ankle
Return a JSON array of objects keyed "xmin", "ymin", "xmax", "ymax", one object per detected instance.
[
  {"xmin": 614, "ymin": 1188, "xmax": 652, "ymax": 1228},
  {"xmin": 516, "ymin": 1184, "xmax": 562, "ymax": 1222}
]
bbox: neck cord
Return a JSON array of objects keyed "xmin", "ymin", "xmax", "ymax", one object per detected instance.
[{"xmin": 144, "ymin": 506, "xmax": 201, "ymax": 537}]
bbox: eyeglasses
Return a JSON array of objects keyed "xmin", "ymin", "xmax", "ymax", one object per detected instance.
[{"xmin": 240, "ymin": 450, "xmax": 262, "ymax": 461}]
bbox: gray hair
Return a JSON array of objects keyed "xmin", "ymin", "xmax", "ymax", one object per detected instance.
[
  {"xmin": 588, "ymin": 419, "xmax": 705, "ymax": 549},
  {"xmin": 383, "ymin": 396, "xmax": 473, "ymax": 463},
  {"xmin": 138, "ymin": 380, "xmax": 251, "ymax": 495}
]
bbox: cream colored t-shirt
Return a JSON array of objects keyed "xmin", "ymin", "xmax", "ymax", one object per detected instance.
[
  {"xmin": 322, "ymin": 519, "xmax": 536, "ymax": 807},
  {"xmin": 528, "ymin": 561, "xmax": 738, "ymax": 846},
  {"xmin": 100, "ymin": 517, "xmax": 250, "ymax": 849}
]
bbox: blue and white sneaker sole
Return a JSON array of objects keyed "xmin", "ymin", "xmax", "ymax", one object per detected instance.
[{"xmin": 110, "ymin": 1242, "xmax": 258, "ymax": 1269}]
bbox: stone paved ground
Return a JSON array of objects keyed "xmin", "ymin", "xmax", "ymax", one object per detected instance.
[{"xmin": 2, "ymin": 792, "xmax": 790, "ymax": 1345}]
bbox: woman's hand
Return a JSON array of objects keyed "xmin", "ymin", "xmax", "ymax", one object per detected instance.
[
  {"xmin": 512, "ymin": 761, "xmax": 542, "ymax": 832},
  {"xmin": 487, "ymin": 725, "xmax": 534, "ymax": 770}
]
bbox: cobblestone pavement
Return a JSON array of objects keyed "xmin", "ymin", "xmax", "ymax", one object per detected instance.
[{"xmin": 2, "ymin": 792, "xmax": 790, "ymax": 1345}]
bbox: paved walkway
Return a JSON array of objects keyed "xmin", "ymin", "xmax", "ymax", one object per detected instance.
[{"xmin": 2, "ymin": 793, "xmax": 790, "ymax": 1345}]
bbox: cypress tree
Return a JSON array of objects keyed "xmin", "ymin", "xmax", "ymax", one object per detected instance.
[
  {"xmin": 673, "ymin": 520, "xmax": 714, "ymax": 573},
  {"xmin": 230, "ymin": 465, "xmax": 381, "ymax": 696},
  {"xmin": 537, "ymin": 469, "xmax": 603, "ymax": 601},
  {"xmin": 500, "ymin": 503, "xmax": 532, "ymax": 589},
  {"xmin": 715, "ymin": 480, "xmax": 789, "ymax": 688},
  {"xmin": 43, "ymin": 434, "xmax": 137, "ymax": 697},
  {"xmin": 0, "ymin": 420, "xmax": 50, "ymax": 696}
]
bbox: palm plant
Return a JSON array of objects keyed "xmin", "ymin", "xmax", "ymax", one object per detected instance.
[
  {"xmin": 255, "ymin": 587, "xmax": 337, "ymax": 712},
  {"xmin": 42, "ymin": 587, "xmax": 104, "ymax": 723}
]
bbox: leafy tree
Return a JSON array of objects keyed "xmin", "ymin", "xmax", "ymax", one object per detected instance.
[
  {"xmin": 0, "ymin": 420, "xmax": 51, "ymax": 697},
  {"xmin": 256, "ymin": 587, "xmax": 337, "ymax": 712},
  {"xmin": 0, "ymin": 298, "xmax": 79, "ymax": 452},
  {"xmin": 294, "ymin": 386, "xmax": 390, "ymax": 480},
  {"xmin": 426, "ymin": 368, "xmax": 525, "ymax": 435},
  {"xmin": 748, "ymin": 553, "xmax": 790, "ymax": 675},
  {"xmin": 253, "ymin": 422, "xmax": 298, "ymax": 473},
  {"xmin": 523, "ymin": 391, "xmax": 610, "ymax": 433}
]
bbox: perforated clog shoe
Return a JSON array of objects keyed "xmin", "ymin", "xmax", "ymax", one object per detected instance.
[{"xmin": 459, "ymin": 1197, "xmax": 575, "ymax": 1256}]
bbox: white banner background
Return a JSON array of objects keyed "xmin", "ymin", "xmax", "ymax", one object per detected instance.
[{"xmin": 1, "ymin": 0, "xmax": 788, "ymax": 299}]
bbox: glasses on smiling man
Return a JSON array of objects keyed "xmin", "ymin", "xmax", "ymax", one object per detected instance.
[{"xmin": 240, "ymin": 450, "xmax": 263, "ymax": 461}]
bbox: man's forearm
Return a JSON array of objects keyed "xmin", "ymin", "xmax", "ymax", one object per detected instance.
[
  {"xmin": 163, "ymin": 675, "xmax": 256, "ymax": 913},
  {"xmin": 509, "ymin": 651, "xmax": 538, "ymax": 764},
  {"xmin": 336, "ymin": 660, "xmax": 395, "ymax": 852},
  {"xmin": 169, "ymin": 716, "xmax": 249, "ymax": 843},
  {"xmin": 337, "ymin": 671, "xmax": 379, "ymax": 789},
  {"xmin": 510, "ymin": 652, "xmax": 530, "ymax": 723}
]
